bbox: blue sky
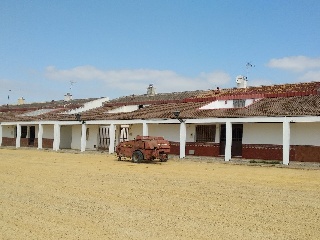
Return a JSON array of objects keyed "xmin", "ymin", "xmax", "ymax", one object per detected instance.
[{"xmin": 1, "ymin": 0, "xmax": 320, "ymax": 105}]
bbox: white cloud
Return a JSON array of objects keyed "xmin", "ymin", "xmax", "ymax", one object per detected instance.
[
  {"xmin": 45, "ymin": 66, "xmax": 231, "ymax": 94},
  {"xmin": 267, "ymin": 56, "xmax": 320, "ymax": 72},
  {"xmin": 299, "ymin": 70, "xmax": 320, "ymax": 82},
  {"xmin": 199, "ymin": 71, "xmax": 231, "ymax": 85}
]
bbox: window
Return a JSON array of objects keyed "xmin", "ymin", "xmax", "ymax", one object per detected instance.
[
  {"xmin": 21, "ymin": 126, "xmax": 28, "ymax": 138},
  {"xmin": 196, "ymin": 125, "xmax": 216, "ymax": 142},
  {"xmin": 233, "ymin": 99, "xmax": 245, "ymax": 108}
]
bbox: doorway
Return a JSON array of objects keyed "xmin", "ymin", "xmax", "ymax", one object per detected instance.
[
  {"xmin": 28, "ymin": 126, "xmax": 35, "ymax": 146},
  {"xmin": 219, "ymin": 124, "xmax": 243, "ymax": 156}
]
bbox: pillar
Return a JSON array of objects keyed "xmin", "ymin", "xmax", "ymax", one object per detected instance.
[
  {"xmin": 283, "ymin": 119, "xmax": 290, "ymax": 165},
  {"xmin": 16, "ymin": 124, "xmax": 21, "ymax": 148},
  {"xmin": 179, "ymin": 122, "xmax": 186, "ymax": 158},
  {"xmin": 224, "ymin": 122, "xmax": 232, "ymax": 161},
  {"xmin": 142, "ymin": 122, "xmax": 149, "ymax": 136},
  {"xmin": 81, "ymin": 123, "xmax": 87, "ymax": 152},
  {"xmin": 53, "ymin": 123, "xmax": 60, "ymax": 151},
  {"xmin": 109, "ymin": 124, "xmax": 115, "ymax": 154},
  {"xmin": 38, "ymin": 124, "xmax": 43, "ymax": 149}
]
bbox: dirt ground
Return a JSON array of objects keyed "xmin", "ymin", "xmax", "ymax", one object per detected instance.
[{"xmin": 0, "ymin": 148, "xmax": 320, "ymax": 240}]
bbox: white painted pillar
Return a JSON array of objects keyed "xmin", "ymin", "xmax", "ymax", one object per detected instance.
[
  {"xmin": 81, "ymin": 123, "xmax": 87, "ymax": 152},
  {"xmin": 16, "ymin": 124, "xmax": 21, "ymax": 148},
  {"xmin": 108, "ymin": 124, "xmax": 115, "ymax": 154},
  {"xmin": 179, "ymin": 122, "xmax": 187, "ymax": 158},
  {"xmin": 142, "ymin": 122, "xmax": 149, "ymax": 136},
  {"xmin": 283, "ymin": 119, "xmax": 291, "ymax": 165},
  {"xmin": 0, "ymin": 124, "xmax": 2, "ymax": 146},
  {"xmin": 224, "ymin": 122, "xmax": 232, "ymax": 161},
  {"xmin": 37, "ymin": 124, "xmax": 43, "ymax": 149},
  {"xmin": 53, "ymin": 123, "xmax": 60, "ymax": 151},
  {"xmin": 215, "ymin": 124, "xmax": 220, "ymax": 143}
]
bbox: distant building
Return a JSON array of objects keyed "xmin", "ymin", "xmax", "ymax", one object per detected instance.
[{"xmin": 1, "ymin": 80, "xmax": 320, "ymax": 165}]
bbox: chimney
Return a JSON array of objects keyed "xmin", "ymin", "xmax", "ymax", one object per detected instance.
[
  {"xmin": 64, "ymin": 93, "xmax": 73, "ymax": 101},
  {"xmin": 147, "ymin": 84, "xmax": 156, "ymax": 96},
  {"xmin": 17, "ymin": 97, "xmax": 25, "ymax": 105},
  {"xmin": 236, "ymin": 75, "xmax": 248, "ymax": 88}
]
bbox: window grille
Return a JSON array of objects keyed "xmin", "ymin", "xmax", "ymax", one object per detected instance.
[
  {"xmin": 21, "ymin": 126, "xmax": 27, "ymax": 138},
  {"xmin": 233, "ymin": 99, "xmax": 246, "ymax": 108},
  {"xmin": 196, "ymin": 125, "xmax": 216, "ymax": 142}
]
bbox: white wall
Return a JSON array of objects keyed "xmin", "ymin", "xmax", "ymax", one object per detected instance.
[
  {"xmin": 71, "ymin": 125, "xmax": 81, "ymax": 150},
  {"xmin": 60, "ymin": 125, "xmax": 72, "ymax": 149},
  {"xmin": 243, "ymin": 123, "xmax": 283, "ymax": 145},
  {"xmin": 65, "ymin": 97, "xmax": 109, "ymax": 114},
  {"xmin": 200, "ymin": 99, "xmax": 260, "ymax": 110},
  {"xmin": 129, "ymin": 124, "xmax": 142, "ymax": 140},
  {"xmin": 2, "ymin": 125, "xmax": 15, "ymax": 137},
  {"xmin": 243, "ymin": 122, "xmax": 320, "ymax": 146},
  {"xmin": 70, "ymin": 125, "xmax": 99, "ymax": 150},
  {"xmin": 43, "ymin": 125, "xmax": 54, "ymax": 138},
  {"xmin": 291, "ymin": 122, "xmax": 320, "ymax": 146},
  {"xmin": 200, "ymin": 100, "xmax": 234, "ymax": 109},
  {"xmin": 129, "ymin": 123, "xmax": 195, "ymax": 142},
  {"xmin": 108, "ymin": 105, "xmax": 139, "ymax": 113},
  {"xmin": 86, "ymin": 125, "xmax": 99, "ymax": 150}
]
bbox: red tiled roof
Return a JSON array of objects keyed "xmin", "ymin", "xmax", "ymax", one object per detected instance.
[
  {"xmin": 1, "ymin": 82, "xmax": 319, "ymax": 122},
  {"xmin": 0, "ymin": 98, "xmax": 100, "ymax": 122}
]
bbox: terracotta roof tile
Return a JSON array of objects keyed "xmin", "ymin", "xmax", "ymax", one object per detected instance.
[{"xmin": 1, "ymin": 82, "xmax": 319, "ymax": 122}]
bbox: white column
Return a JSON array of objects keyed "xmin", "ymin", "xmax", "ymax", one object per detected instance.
[
  {"xmin": 142, "ymin": 122, "xmax": 149, "ymax": 136},
  {"xmin": 108, "ymin": 124, "xmax": 115, "ymax": 154},
  {"xmin": 283, "ymin": 118, "xmax": 291, "ymax": 165},
  {"xmin": 53, "ymin": 123, "xmax": 60, "ymax": 151},
  {"xmin": 37, "ymin": 124, "xmax": 43, "ymax": 149},
  {"xmin": 16, "ymin": 124, "xmax": 21, "ymax": 148},
  {"xmin": 215, "ymin": 124, "xmax": 220, "ymax": 143},
  {"xmin": 179, "ymin": 122, "xmax": 187, "ymax": 158},
  {"xmin": 81, "ymin": 123, "xmax": 87, "ymax": 152},
  {"xmin": 0, "ymin": 124, "xmax": 2, "ymax": 146},
  {"xmin": 224, "ymin": 122, "xmax": 232, "ymax": 161}
]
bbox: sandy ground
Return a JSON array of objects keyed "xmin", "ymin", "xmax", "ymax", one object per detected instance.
[{"xmin": 0, "ymin": 148, "xmax": 320, "ymax": 240}]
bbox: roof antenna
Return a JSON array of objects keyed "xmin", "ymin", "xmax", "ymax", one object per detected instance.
[
  {"xmin": 246, "ymin": 62, "xmax": 255, "ymax": 80},
  {"xmin": 69, "ymin": 80, "xmax": 76, "ymax": 94}
]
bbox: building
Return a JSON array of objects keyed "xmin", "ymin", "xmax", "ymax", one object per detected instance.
[{"xmin": 1, "ymin": 79, "xmax": 320, "ymax": 165}]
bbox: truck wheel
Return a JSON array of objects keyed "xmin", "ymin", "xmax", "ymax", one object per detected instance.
[{"xmin": 132, "ymin": 151, "xmax": 143, "ymax": 163}]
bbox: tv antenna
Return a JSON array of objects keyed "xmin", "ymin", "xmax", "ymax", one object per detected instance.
[
  {"xmin": 69, "ymin": 80, "xmax": 76, "ymax": 93},
  {"xmin": 246, "ymin": 62, "xmax": 255, "ymax": 80}
]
